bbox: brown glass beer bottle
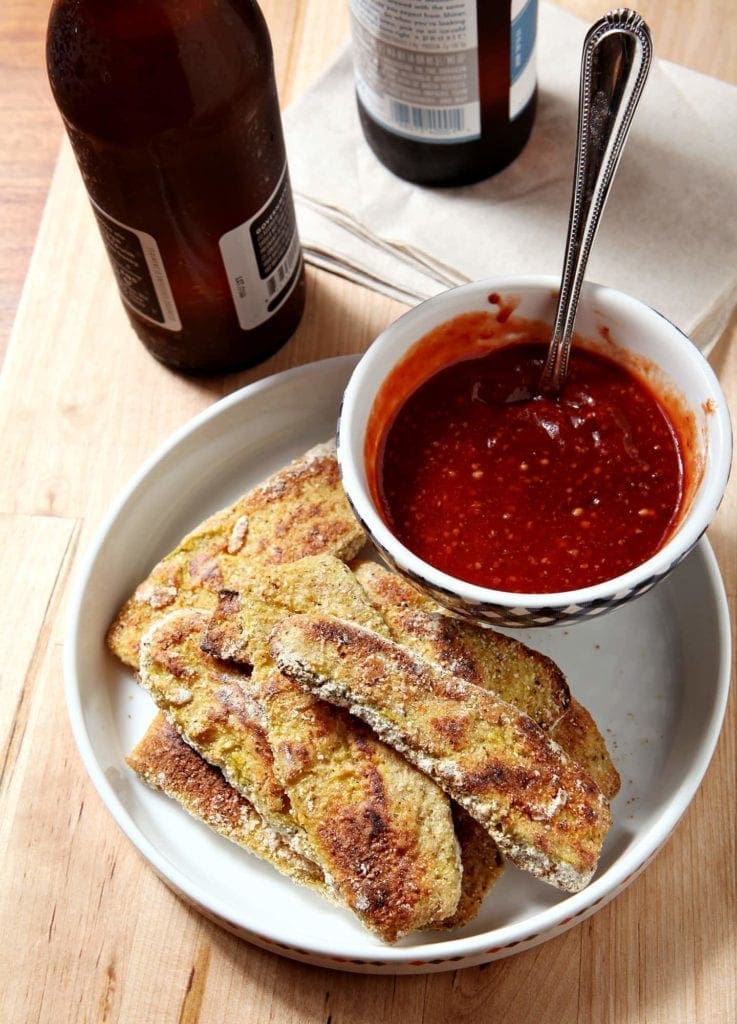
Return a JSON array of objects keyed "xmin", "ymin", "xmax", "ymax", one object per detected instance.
[
  {"xmin": 47, "ymin": 0, "xmax": 305, "ymax": 374},
  {"xmin": 349, "ymin": 0, "xmax": 538, "ymax": 187}
]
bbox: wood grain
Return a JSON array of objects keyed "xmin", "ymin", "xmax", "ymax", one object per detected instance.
[
  {"xmin": 0, "ymin": 2, "xmax": 734, "ymax": 1023},
  {"xmin": 0, "ymin": 0, "xmax": 60, "ymax": 363}
]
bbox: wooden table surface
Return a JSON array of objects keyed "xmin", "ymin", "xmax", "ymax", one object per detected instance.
[{"xmin": 1, "ymin": 2, "xmax": 734, "ymax": 1021}]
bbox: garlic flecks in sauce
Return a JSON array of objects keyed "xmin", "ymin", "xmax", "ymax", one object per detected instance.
[{"xmin": 373, "ymin": 339, "xmax": 686, "ymax": 594}]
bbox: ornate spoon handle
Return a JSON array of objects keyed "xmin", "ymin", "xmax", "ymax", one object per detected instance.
[{"xmin": 540, "ymin": 8, "xmax": 653, "ymax": 395}]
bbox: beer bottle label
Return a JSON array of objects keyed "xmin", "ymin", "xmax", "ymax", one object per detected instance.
[
  {"xmin": 219, "ymin": 166, "xmax": 303, "ymax": 331},
  {"xmin": 350, "ymin": 0, "xmax": 538, "ymax": 142},
  {"xmin": 350, "ymin": 0, "xmax": 481, "ymax": 142},
  {"xmin": 510, "ymin": 0, "xmax": 538, "ymax": 120},
  {"xmin": 90, "ymin": 200, "xmax": 182, "ymax": 331}
]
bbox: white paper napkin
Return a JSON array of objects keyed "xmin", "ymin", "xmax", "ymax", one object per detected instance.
[{"xmin": 283, "ymin": 2, "xmax": 737, "ymax": 353}]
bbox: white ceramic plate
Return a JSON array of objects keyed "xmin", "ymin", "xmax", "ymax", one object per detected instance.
[{"xmin": 66, "ymin": 355, "xmax": 731, "ymax": 975}]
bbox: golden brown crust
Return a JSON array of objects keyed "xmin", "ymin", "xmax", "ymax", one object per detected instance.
[
  {"xmin": 353, "ymin": 561, "xmax": 619, "ymax": 798},
  {"xmin": 127, "ymin": 714, "xmax": 328, "ymax": 895},
  {"xmin": 353, "ymin": 560, "xmax": 569, "ymax": 728},
  {"xmin": 204, "ymin": 554, "xmax": 500, "ymax": 930},
  {"xmin": 202, "ymin": 555, "xmax": 463, "ymax": 941},
  {"xmin": 435, "ymin": 806, "xmax": 504, "ymax": 929},
  {"xmin": 270, "ymin": 614, "xmax": 612, "ymax": 893},
  {"xmin": 203, "ymin": 554, "xmax": 390, "ymax": 667},
  {"xmin": 550, "ymin": 699, "xmax": 621, "ymax": 799},
  {"xmin": 138, "ymin": 608, "xmax": 301, "ymax": 846},
  {"xmin": 136, "ymin": 600, "xmax": 462, "ymax": 941},
  {"xmin": 107, "ymin": 442, "xmax": 366, "ymax": 669},
  {"xmin": 259, "ymin": 667, "xmax": 461, "ymax": 942}
]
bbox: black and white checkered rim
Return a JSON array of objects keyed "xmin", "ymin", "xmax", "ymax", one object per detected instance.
[{"xmin": 345, "ymin": 484, "xmax": 706, "ymax": 628}]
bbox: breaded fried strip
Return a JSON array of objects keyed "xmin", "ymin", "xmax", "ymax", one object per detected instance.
[
  {"xmin": 258, "ymin": 666, "xmax": 462, "ymax": 943},
  {"xmin": 138, "ymin": 608, "xmax": 460, "ymax": 941},
  {"xmin": 204, "ymin": 554, "xmax": 505, "ymax": 925},
  {"xmin": 436, "ymin": 807, "xmax": 503, "ymax": 930},
  {"xmin": 203, "ymin": 558, "xmax": 464, "ymax": 940},
  {"xmin": 127, "ymin": 714, "xmax": 329, "ymax": 896},
  {"xmin": 270, "ymin": 615, "xmax": 612, "ymax": 893},
  {"xmin": 353, "ymin": 561, "xmax": 569, "ymax": 728},
  {"xmin": 204, "ymin": 554, "xmax": 389, "ymax": 666},
  {"xmin": 107, "ymin": 441, "xmax": 366, "ymax": 668},
  {"xmin": 353, "ymin": 561, "xmax": 620, "ymax": 799},
  {"xmin": 138, "ymin": 609, "xmax": 306, "ymax": 854},
  {"xmin": 549, "ymin": 699, "xmax": 620, "ymax": 798}
]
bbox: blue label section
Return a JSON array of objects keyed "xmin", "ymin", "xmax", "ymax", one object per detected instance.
[{"xmin": 511, "ymin": 0, "xmax": 537, "ymax": 84}]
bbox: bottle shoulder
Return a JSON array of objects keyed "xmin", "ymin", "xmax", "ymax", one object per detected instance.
[{"xmin": 47, "ymin": 0, "xmax": 274, "ymax": 142}]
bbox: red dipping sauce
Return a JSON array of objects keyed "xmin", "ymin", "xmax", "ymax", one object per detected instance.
[{"xmin": 368, "ymin": 314, "xmax": 690, "ymax": 594}]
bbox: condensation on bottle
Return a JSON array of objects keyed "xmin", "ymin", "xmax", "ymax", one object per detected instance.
[
  {"xmin": 47, "ymin": 0, "xmax": 305, "ymax": 374},
  {"xmin": 349, "ymin": 0, "xmax": 539, "ymax": 187}
]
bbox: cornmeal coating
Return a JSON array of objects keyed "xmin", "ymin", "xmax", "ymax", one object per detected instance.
[
  {"xmin": 127, "ymin": 713, "xmax": 329, "ymax": 896},
  {"xmin": 107, "ymin": 441, "xmax": 365, "ymax": 669},
  {"xmin": 138, "ymin": 609, "xmax": 306, "ymax": 853},
  {"xmin": 270, "ymin": 614, "xmax": 612, "ymax": 893},
  {"xmin": 353, "ymin": 561, "xmax": 620, "ymax": 799},
  {"xmin": 203, "ymin": 556, "xmax": 466, "ymax": 941}
]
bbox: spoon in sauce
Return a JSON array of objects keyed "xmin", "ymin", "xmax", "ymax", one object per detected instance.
[{"xmin": 537, "ymin": 9, "xmax": 653, "ymax": 397}]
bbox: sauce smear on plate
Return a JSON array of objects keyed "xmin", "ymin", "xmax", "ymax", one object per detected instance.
[{"xmin": 374, "ymin": 340, "xmax": 686, "ymax": 593}]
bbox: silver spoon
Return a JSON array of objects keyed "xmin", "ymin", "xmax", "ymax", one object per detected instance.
[{"xmin": 539, "ymin": 8, "xmax": 653, "ymax": 396}]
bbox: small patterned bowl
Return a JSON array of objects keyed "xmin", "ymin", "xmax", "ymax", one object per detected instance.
[{"xmin": 337, "ymin": 276, "xmax": 732, "ymax": 628}]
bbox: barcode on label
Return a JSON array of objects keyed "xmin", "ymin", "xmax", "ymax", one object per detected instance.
[
  {"xmin": 390, "ymin": 101, "xmax": 465, "ymax": 133},
  {"xmin": 266, "ymin": 232, "xmax": 301, "ymax": 297}
]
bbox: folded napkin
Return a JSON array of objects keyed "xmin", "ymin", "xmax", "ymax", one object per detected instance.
[{"xmin": 283, "ymin": 2, "xmax": 737, "ymax": 353}]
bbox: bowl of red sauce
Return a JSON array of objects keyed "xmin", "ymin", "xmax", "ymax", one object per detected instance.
[{"xmin": 337, "ymin": 276, "xmax": 732, "ymax": 627}]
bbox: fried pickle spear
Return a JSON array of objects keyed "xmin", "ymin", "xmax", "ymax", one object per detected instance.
[
  {"xmin": 353, "ymin": 561, "xmax": 620, "ymax": 799},
  {"xmin": 202, "ymin": 557, "xmax": 466, "ymax": 941},
  {"xmin": 204, "ymin": 554, "xmax": 503, "ymax": 929},
  {"xmin": 256, "ymin": 665, "xmax": 463, "ymax": 942},
  {"xmin": 127, "ymin": 713, "xmax": 329, "ymax": 896},
  {"xmin": 270, "ymin": 614, "xmax": 612, "ymax": 893},
  {"xmin": 108, "ymin": 441, "xmax": 366, "ymax": 669},
  {"xmin": 138, "ymin": 609, "xmax": 308, "ymax": 854}
]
